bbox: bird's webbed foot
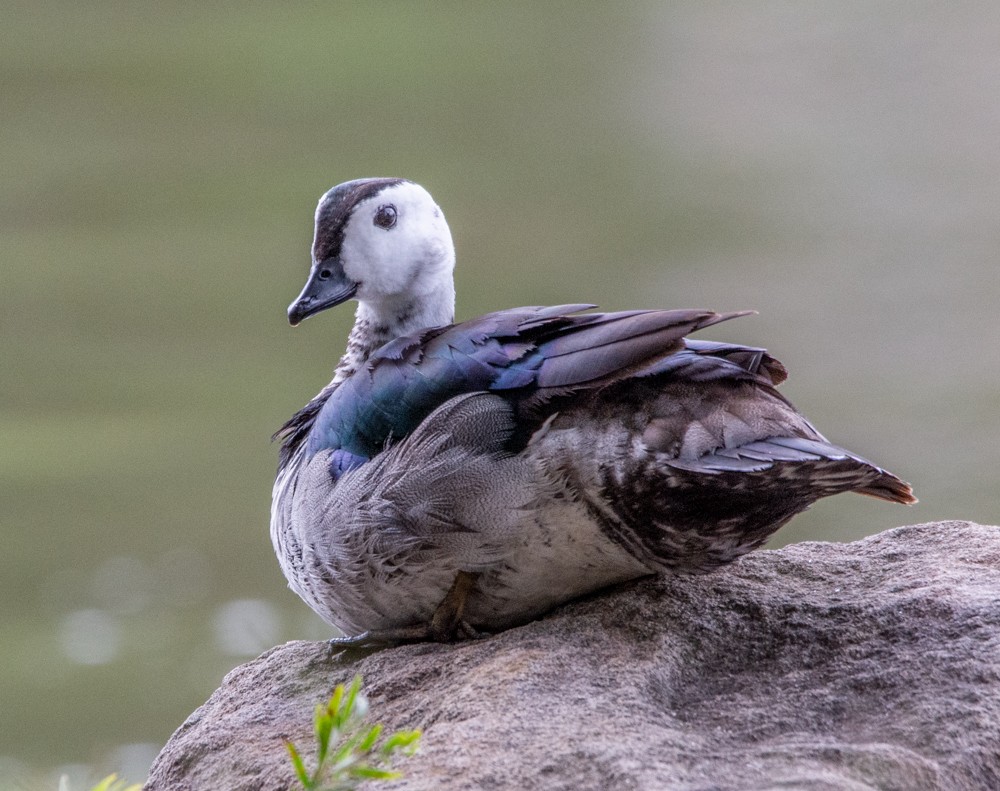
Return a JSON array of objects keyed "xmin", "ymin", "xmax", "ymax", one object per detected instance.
[{"xmin": 327, "ymin": 571, "xmax": 489, "ymax": 650}]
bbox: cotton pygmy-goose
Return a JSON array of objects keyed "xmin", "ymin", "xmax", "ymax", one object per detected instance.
[{"xmin": 271, "ymin": 178, "xmax": 915, "ymax": 645}]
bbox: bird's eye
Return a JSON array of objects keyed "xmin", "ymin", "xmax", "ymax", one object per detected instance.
[
  {"xmin": 318, "ymin": 268, "xmax": 332, "ymax": 281},
  {"xmin": 373, "ymin": 204, "xmax": 397, "ymax": 230}
]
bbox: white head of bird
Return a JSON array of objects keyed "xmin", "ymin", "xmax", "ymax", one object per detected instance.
[{"xmin": 288, "ymin": 179, "xmax": 456, "ymax": 332}]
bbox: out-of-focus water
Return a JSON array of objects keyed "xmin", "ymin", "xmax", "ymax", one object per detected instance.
[{"xmin": 3, "ymin": 2, "xmax": 998, "ymax": 785}]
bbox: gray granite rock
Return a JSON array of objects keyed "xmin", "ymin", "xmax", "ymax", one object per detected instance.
[{"xmin": 145, "ymin": 521, "xmax": 1000, "ymax": 791}]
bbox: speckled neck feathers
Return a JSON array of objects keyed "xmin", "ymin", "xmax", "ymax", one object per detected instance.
[{"xmin": 332, "ymin": 289, "xmax": 455, "ymax": 385}]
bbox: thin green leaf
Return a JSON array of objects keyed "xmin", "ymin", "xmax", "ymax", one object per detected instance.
[
  {"xmin": 328, "ymin": 683, "xmax": 345, "ymax": 722},
  {"xmin": 89, "ymin": 775, "xmax": 143, "ymax": 791},
  {"xmin": 357, "ymin": 723, "xmax": 383, "ymax": 752},
  {"xmin": 339, "ymin": 676, "xmax": 363, "ymax": 727},
  {"xmin": 330, "ymin": 733, "xmax": 364, "ymax": 768},
  {"xmin": 285, "ymin": 740, "xmax": 312, "ymax": 788},
  {"xmin": 315, "ymin": 705, "xmax": 334, "ymax": 765},
  {"xmin": 381, "ymin": 729, "xmax": 421, "ymax": 755},
  {"xmin": 348, "ymin": 766, "xmax": 403, "ymax": 780}
]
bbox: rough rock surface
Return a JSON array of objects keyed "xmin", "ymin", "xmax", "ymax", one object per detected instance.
[{"xmin": 145, "ymin": 522, "xmax": 1000, "ymax": 791}]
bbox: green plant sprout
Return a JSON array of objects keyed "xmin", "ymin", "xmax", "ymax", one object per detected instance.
[
  {"xmin": 90, "ymin": 777, "xmax": 141, "ymax": 791},
  {"xmin": 285, "ymin": 675, "xmax": 421, "ymax": 790},
  {"xmin": 67, "ymin": 775, "xmax": 141, "ymax": 791}
]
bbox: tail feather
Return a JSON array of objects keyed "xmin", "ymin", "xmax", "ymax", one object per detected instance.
[
  {"xmin": 665, "ymin": 434, "xmax": 916, "ymax": 505},
  {"xmin": 856, "ymin": 474, "xmax": 918, "ymax": 505}
]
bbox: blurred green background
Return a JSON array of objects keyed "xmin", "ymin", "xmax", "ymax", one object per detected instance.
[{"xmin": 3, "ymin": 1, "xmax": 999, "ymax": 786}]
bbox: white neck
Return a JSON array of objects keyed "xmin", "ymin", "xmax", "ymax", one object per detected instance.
[{"xmin": 331, "ymin": 283, "xmax": 456, "ymax": 384}]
